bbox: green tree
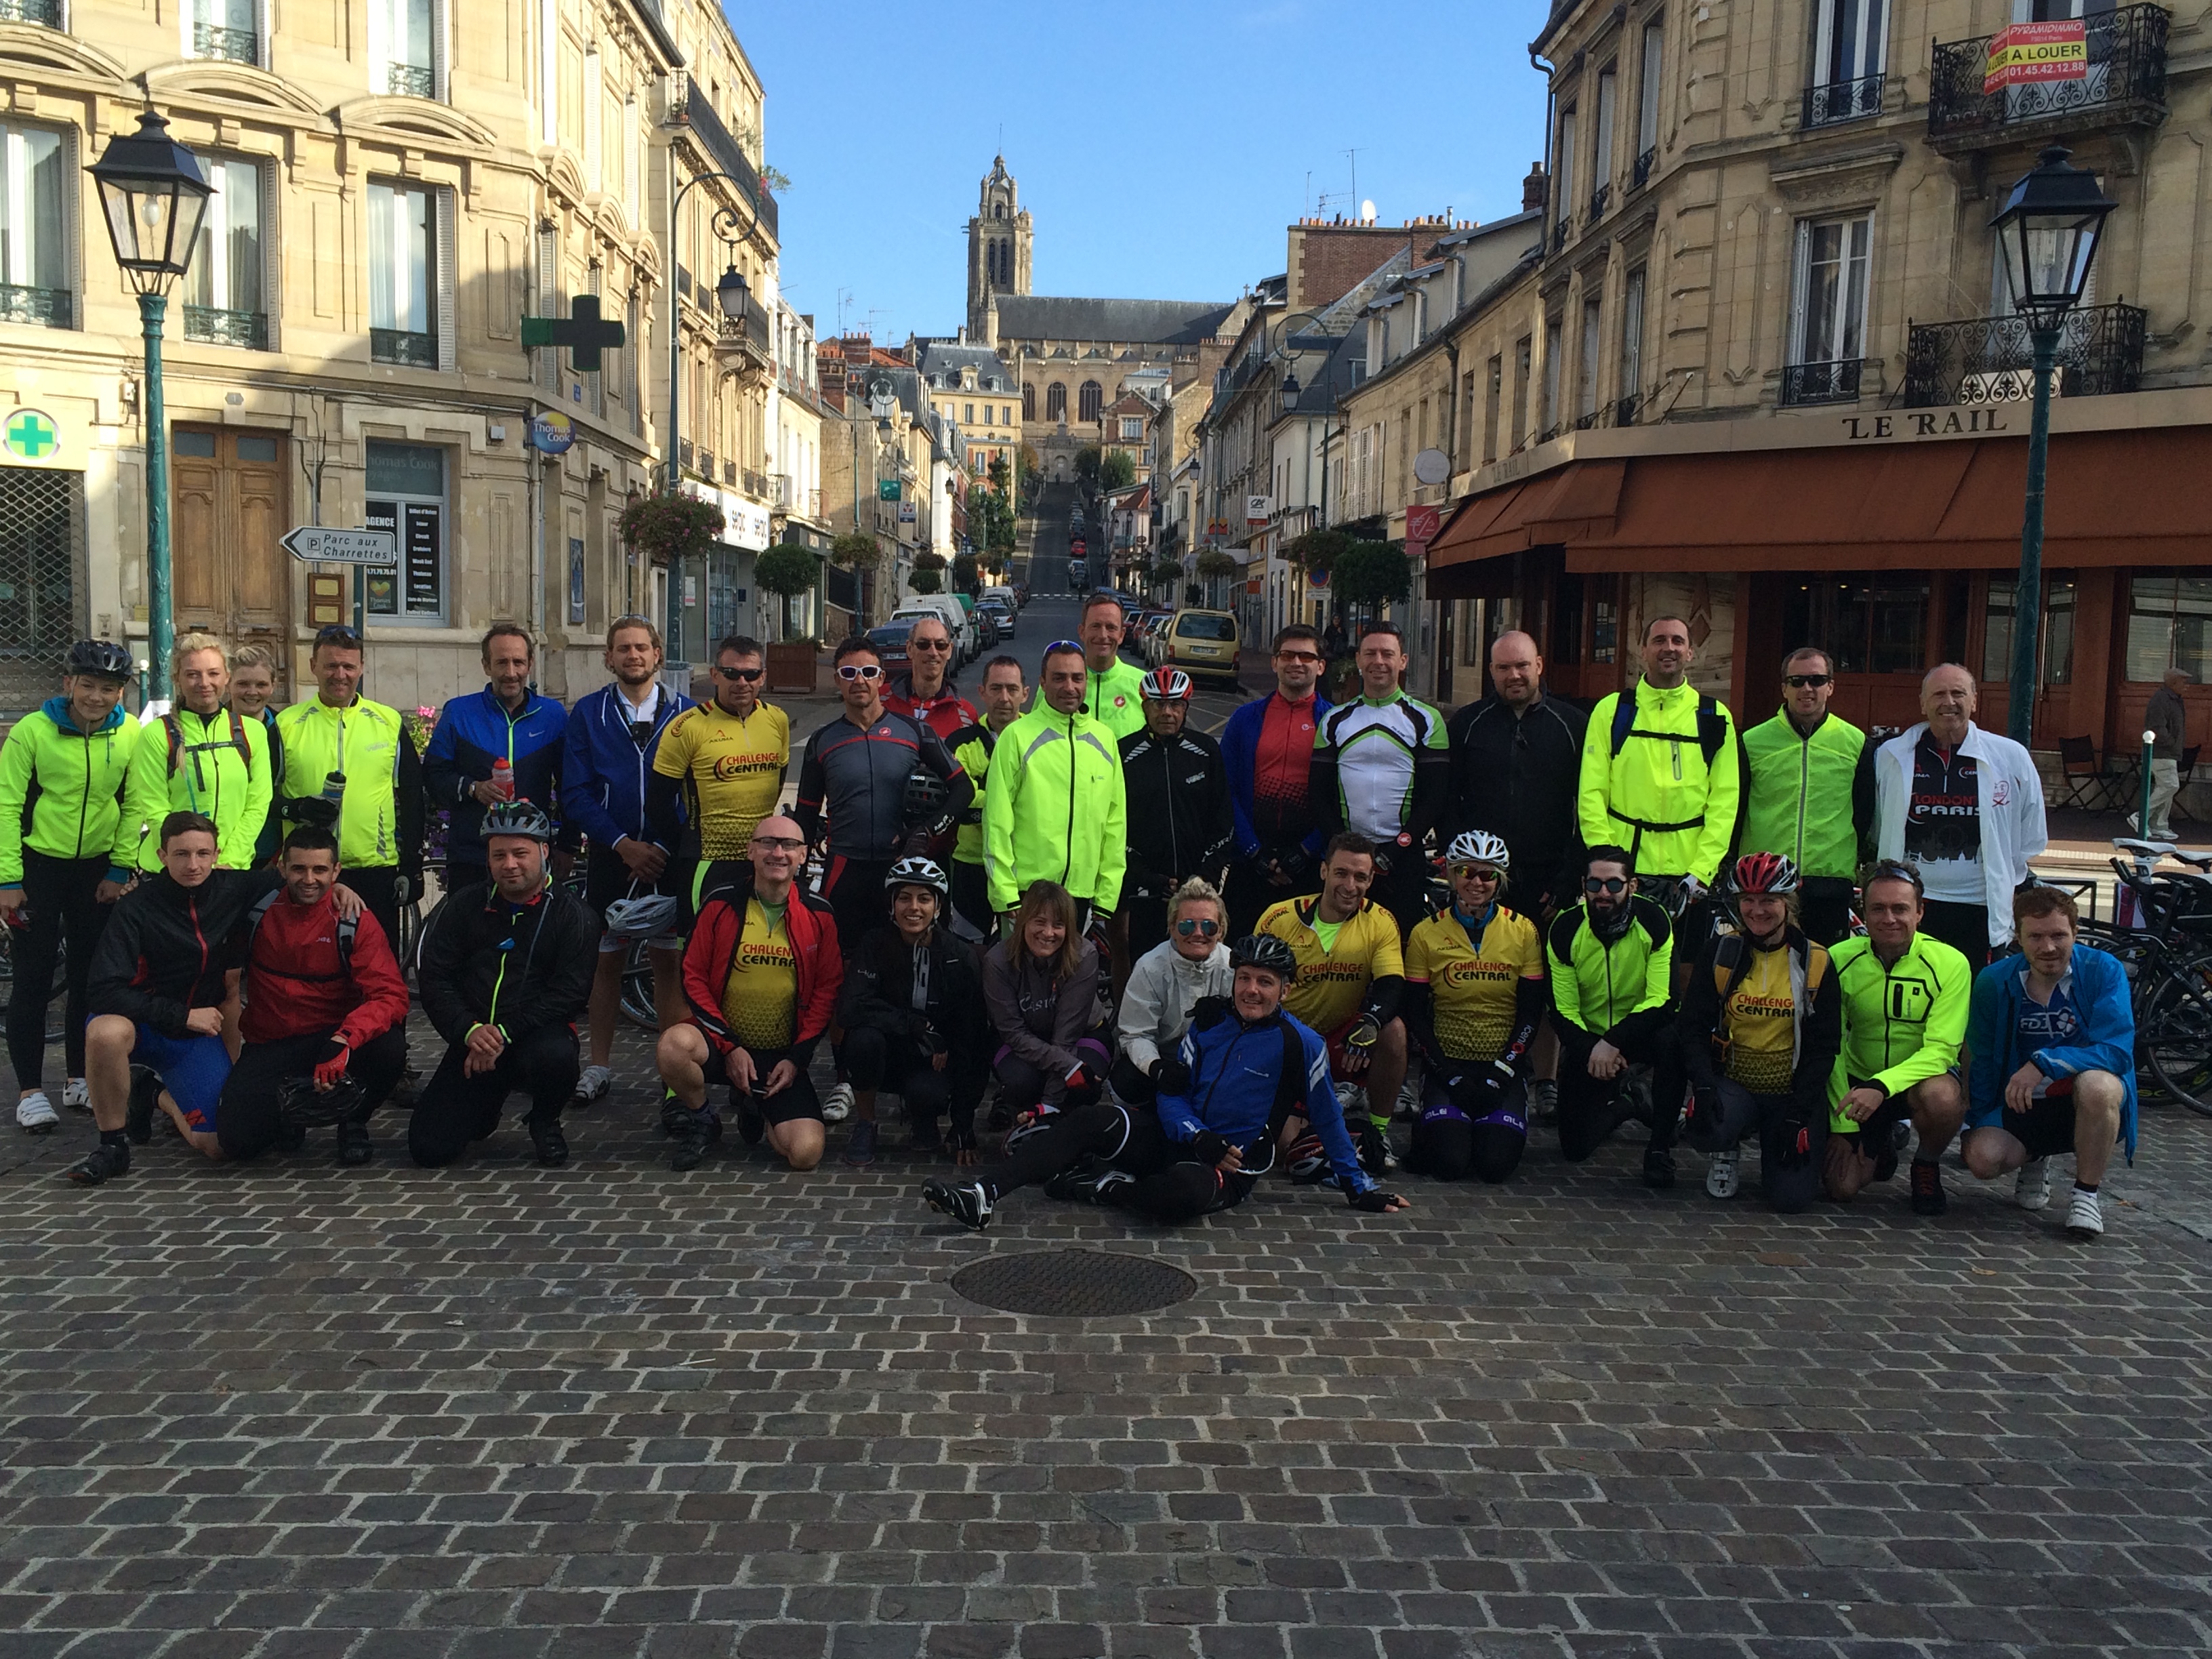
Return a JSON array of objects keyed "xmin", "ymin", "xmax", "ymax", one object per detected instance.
[
  {"xmin": 1099, "ymin": 450, "xmax": 1136, "ymax": 491},
  {"xmin": 1329, "ymin": 541, "xmax": 1412, "ymax": 619},
  {"xmin": 831, "ymin": 532, "xmax": 878, "ymax": 568},
  {"xmin": 909, "ymin": 567, "xmax": 944, "ymax": 594},
  {"xmin": 951, "ymin": 553, "xmax": 981, "ymax": 592},
  {"xmin": 1074, "ymin": 446, "xmax": 1102, "ymax": 489},
  {"xmin": 754, "ymin": 546, "xmax": 821, "ymax": 642},
  {"xmin": 1151, "ymin": 556, "xmax": 1183, "ymax": 588},
  {"xmin": 1282, "ymin": 529, "xmax": 1359, "ymax": 582},
  {"xmin": 1194, "ymin": 550, "xmax": 1239, "ymax": 581}
]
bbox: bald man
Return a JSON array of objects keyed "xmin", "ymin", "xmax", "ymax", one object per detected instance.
[
  {"xmin": 1874, "ymin": 663, "xmax": 2046, "ymax": 963},
  {"xmin": 1445, "ymin": 630, "xmax": 1589, "ymax": 918}
]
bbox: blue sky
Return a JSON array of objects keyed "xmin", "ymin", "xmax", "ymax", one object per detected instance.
[{"xmin": 733, "ymin": 0, "xmax": 1555, "ymax": 345}]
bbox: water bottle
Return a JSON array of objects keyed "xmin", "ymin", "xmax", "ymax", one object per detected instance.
[
  {"xmin": 490, "ymin": 756, "xmax": 514, "ymax": 802},
  {"xmin": 321, "ymin": 770, "xmax": 346, "ymax": 804}
]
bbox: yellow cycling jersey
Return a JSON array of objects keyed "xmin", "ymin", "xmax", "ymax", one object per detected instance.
[
  {"xmin": 1711, "ymin": 934, "xmax": 1832, "ymax": 1094},
  {"xmin": 654, "ymin": 701, "xmax": 790, "ymax": 859},
  {"xmin": 1256, "ymin": 894, "xmax": 1404, "ymax": 1035},
  {"xmin": 1404, "ymin": 905, "xmax": 1544, "ymax": 1062}
]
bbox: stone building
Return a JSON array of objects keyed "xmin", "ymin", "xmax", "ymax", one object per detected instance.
[{"xmin": 0, "ymin": 0, "xmax": 787, "ymax": 712}]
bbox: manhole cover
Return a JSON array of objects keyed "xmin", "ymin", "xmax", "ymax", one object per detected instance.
[{"xmin": 951, "ymin": 1249, "xmax": 1197, "ymax": 1317}]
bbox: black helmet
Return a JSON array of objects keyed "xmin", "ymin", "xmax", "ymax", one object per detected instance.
[
  {"xmin": 65, "ymin": 640, "xmax": 134, "ymax": 682},
  {"xmin": 901, "ymin": 769, "xmax": 951, "ymax": 828},
  {"xmin": 1229, "ymin": 933, "xmax": 1298, "ymax": 982},
  {"xmin": 480, "ymin": 800, "xmax": 554, "ymax": 843},
  {"xmin": 277, "ymin": 1072, "xmax": 367, "ymax": 1129}
]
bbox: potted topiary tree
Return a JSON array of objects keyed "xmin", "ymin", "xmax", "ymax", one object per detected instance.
[{"xmin": 754, "ymin": 544, "xmax": 823, "ymax": 692}]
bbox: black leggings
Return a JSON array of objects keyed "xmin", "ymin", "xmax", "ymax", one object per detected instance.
[
  {"xmin": 1558, "ymin": 1018, "xmax": 1683, "ymax": 1162},
  {"xmin": 840, "ymin": 1023, "xmax": 981, "ymax": 1140},
  {"xmin": 985, "ymin": 1101, "xmax": 1255, "ymax": 1223},
  {"xmin": 1411, "ymin": 1072, "xmax": 1528, "ymax": 1183},
  {"xmin": 407, "ymin": 1021, "xmax": 580, "ymax": 1167},
  {"xmin": 7, "ymin": 850, "xmax": 112, "ymax": 1088},
  {"xmin": 217, "ymin": 1026, "xmax": 409, "ymax": 1160}
]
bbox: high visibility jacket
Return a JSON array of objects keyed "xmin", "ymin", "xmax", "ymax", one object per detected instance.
[
  {"xmin": 1085, "ymin": 657, "xmax": 1148, "ymax": 741},
  {"xmin": 1826, "ymin": 931, "xmax": 1971, "ymax": 1131},
  {"xmin": 947, "ymin": 720, "xmax": 1000, "ymax": 867},
  {"xmin": 1544, "ymin": 896, "xmax": 1673, "ymax": 1042},
  {"xmin": 1741, "ymin": 711, "xmax": 1872, "ymax": 883},
  {"xmin": 1577, "ymin": 678, "xmax": 1742, "ymax": 884},
  {"xmin": 121, "ymin": 705, "xmax": 272, "ymax": 872},
  {"xmin": 272, "ymin": 695, "xmax": 422, "ymax": 874},
  {"xmin": 0, "ymin": 697, "xmax": 141, "ymax": 885},
  {"xmin": 983, "ymin": 701, "xmax": 1126, "ymax": 912}
]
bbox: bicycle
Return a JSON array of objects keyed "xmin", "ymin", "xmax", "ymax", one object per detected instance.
[{"xmin": 2081, "ymin": 838, "xmax": 2212, "ymax": 1117}]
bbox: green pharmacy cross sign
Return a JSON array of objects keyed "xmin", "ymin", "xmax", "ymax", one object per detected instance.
[
  {"xmin": 878, "ymin": 479, "xmax": 901, "ymax": 501},
  {"xmin": 4, "ymin": 409, "xmax": 59, "ymax": 460},
  {"xmin": 520, "ymin": 294, "xmax": 627, "ymax": 373}
]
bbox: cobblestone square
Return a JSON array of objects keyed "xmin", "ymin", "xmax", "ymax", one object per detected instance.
[{"xmin": 3, "ymin": 1019, "xmax": 2210, "ymax": 1658}]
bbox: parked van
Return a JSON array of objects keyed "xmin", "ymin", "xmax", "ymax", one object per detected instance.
[{"xmin": 890, "ymin": 595, "xmax": 977, "ymax": 664}]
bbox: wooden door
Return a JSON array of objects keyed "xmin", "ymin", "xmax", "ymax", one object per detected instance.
[{"xmin": 171, "ymin": 426, "xmax": 290, "ymax": 689}]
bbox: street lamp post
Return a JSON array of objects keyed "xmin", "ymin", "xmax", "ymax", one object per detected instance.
[
  {"xmin": 89, "ymin": 110, "xmax": 211, "ymax": 706},
  {"xmin": 1990, "ymin": 144, "xmax": 2115, "ymax": 747},
  {"xmin": 664, "ymin": 170, "xmax": 761, "ymax": 493}
]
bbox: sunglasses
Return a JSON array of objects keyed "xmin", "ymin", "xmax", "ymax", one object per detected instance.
[
  {"xmin": 909, "ymin": 636, "xmax": 951, "ymax": 651},
  {"xmin": 1175, "ymin": 916, "xmax": 1222, "ymax": 938},
  {"xmin": 1867, "ymin": 859, "xmax": 1925, "ymax": 894},
  {"xmin": 715, "ymin": 664, "xmax": 764, "ymax": 681},
  {"xmin": 836, "ymin": 663, "xmax": 885, "ymax": 682},
  {"xmin": 1275, "ymin": 649, "xmax": 1323, "ymax": 664},
  {"xmin": 1584, "ymin": 876, "xmax": 1630, "ymax": 895},
  {"xmin": 1451, "ymin": 864, "xmax": 1503, "ymax": 882},
  {"xmin": 1784, "ymin": 674, "xmax": 1832, "ymax": 689},
  {"xmin": 314, "ymin": 625, "xmax": 362, "ymax": 649},
  {"xmin": 1044, "ymin": 639, "xmax": 1082, "ymax": 657}
]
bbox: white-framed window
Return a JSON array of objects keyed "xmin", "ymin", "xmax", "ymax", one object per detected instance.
[
  {"xmin": 583, "ymin": 47, "xmax": 603, "ymax": 188},
  {"xmin": 1813, "ymin": 0, "xmax": 1889, "ymax": 87},
  {"xmin": 1541, "ymin": 314, "xmax": 1563, "ymax": 433},
  {"xmin": 182, "ymin": 0, "xmax": 262, "ymax": 66},
  {"xmin": 1637, "ymin": 20, "xmax": 1664, "ymax": 165},
  {"xmin": 1553, "ymin": 104, "xmax": 1576, "ymax": 237},
  {"xmin": 1591, "ymin": 67, "xmax": 1617, "ymax": 216},
  {"xmin": 369, "ymin": 180, "xmax": 453, "ymax": 371},
  {"xmin": 182, "ymin": 157, "xmax": 268, "ymax": 349},
  {"xmin": 1790, "ymin": 214, "xmax": 1872, "ymax": 365},
  {"xmin": 1620, "ymin": 265, "xmax": 1647, "ymax": 409},
  {"xmin": 0, "ymin": 120, "xmax": 73, "ymax": 329},
  {"xmin": 370, "ymin": 0, "xmax": 444, "ymax": 99},
  {"xmin": 1120, "ymin": 416, "xmax": 1143, "ymax": 441},
  {"xmin": 364, "ymin": 441, "xmax": 450, "ymax": 623},
  {"xmin": 1577, "ymin": 298, "xmax": 1601, "ymax": 421}
]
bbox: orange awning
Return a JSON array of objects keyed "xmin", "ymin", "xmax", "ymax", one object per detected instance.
[{"xmin": 1427, "ymin": 428, "xmax": 2212, "ymax": 577}]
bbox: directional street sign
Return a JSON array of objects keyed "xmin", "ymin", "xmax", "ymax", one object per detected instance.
[{"xmin": 281, "ymin": 525, "xmax": 398, "ymax": 565}]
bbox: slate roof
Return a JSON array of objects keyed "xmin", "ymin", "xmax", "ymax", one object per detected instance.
[
  {"xmin": 917, "ymin": 340, "xmax": 1021, "ymax": 394},
  {"xmin": 994, "ymin": 295, "xmax": 1237, "ymax": 346}
]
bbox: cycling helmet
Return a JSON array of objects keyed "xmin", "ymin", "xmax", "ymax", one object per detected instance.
[
  {"xmin": 900, "ymin": 769, "xmax": 951, "ymax": 828},
  {"xmin": 1230, "ymin": 933, "xmax": 1298, "ymax": 982},
  {"xmin": 1139, "ymin": 667, "xmax": 1193, "ymax": 701},
  {"xmin": 65, "ymin": 639, "xmax": 134, "ymax": 681},
  {"xmin": 276, "ymin": 1072, "xmax": 367, "ymax": 1130},
  {"xmin": 1445, "ymin": 830, "xmax": 1511, "ymax": 872},
  {"xmin": 885, "ymin": 855, "xmax": 949, "ymax": 898},
  {"xmin": 480, "ymin": 799, "xmax": 554, "ymax": 843},
  {"xmin": 1728, "ymin": 851, "xmax": 1801, "ymax": 897},
  {"xmin": 605, "ymin": 891, "xmax": 682, "ymax": 939}
]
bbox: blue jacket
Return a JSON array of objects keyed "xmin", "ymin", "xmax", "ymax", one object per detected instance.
[
  {"xmin": 1221, "ymin": 689, "xmax": 1333, "ymax": 861},
  {"xmin": 561, "ymin": 684, "xmax": 695, "ymax": 852},
  {"xmin": 1965, "ymin": 943, "xmax": 2137, "ymax": 1162},
  {"xmin": 1157, "ymin": 998, "xmax": 1374, "ymax": 1195},
  {"xmin": 422, "ymin": 686, "xmax": 572, "ymax": 863}
]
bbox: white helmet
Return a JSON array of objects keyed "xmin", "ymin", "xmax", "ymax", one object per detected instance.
[
  {"xmin": 1446, "ymin": 830, "xmax": 1511, "ymax": 871},
  {"xmin": 605, "ymin": 891, "xmax": 681, "ymax": 939}
]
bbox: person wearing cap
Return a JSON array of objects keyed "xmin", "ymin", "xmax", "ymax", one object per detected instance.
[
  {"xmin": 836, "ymin": 857, "xmax": 989, "ymax": 1163},
  {"xmin": 0, "ymin": 638, "xmax": 142, "ymax": 1135},
  {"xmin": 407, "ymin": 800, "xmax": 599, "ymax": 1170},
  {"xmin": 1115, "ymin": 666, "xmax": 1234, "ymax": 982}
]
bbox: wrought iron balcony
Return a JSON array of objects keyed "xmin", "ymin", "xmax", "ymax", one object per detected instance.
[
  {"xmin": 1929, "ymin": 3, "xmax": 2168, "ymax": 147},
  {"xmin": 184, "ymin": 306, "xmax": 266, "ymax": 350},
  {"xmin": 1903, "ymin": 302, "xmax": 2146, "ymax": 407},
  {"xmin": 1587, "ymin": 182, "xmax": 1610, "ymax": 223},
  {"xmin": 1803, "ymin": 73, "xmax": 1884, "ymax": 129},
  {"xmin": 1572, "ymin": 392, "xmax": 1643, "ymax": 432},
  {"xmin": 1632, "ymin": 146, "xmax": 1655, "ymax": 190},
  {"xmin": 0, "ymin": 284, "xmax": 71, "ymax": 328},
  {"xmin": 387, "ymin": 62, "xmax": 434, "ymax": 98},
  {"xmin": 1551, "ymin": 217, "xmax": 1570, "ymax": 254},
  {"xmin": 672, "ymin": 77, "xmax": 779, "ymax": 242},
  {"xmin": 1779, "ymin": 359, "xmax": 1872, "ymax": 407},
  {"xmin": 716, "ymin": 299, "xmax": 772, "ymax": 367},
  {"xmin": 0, "ymin": 0, "xmax": 62, "ymax": 24},
  {"xmin": 371, "ymin": 327, "xmax": 436, "ymax": 367},
  {"xmin": 192, "ymin": 21, "xmax": 258, "ymax": 64}
]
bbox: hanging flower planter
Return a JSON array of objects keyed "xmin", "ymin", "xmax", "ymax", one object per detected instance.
[{"xmin": 618, "ymin": 492, "xmax": 724, "ymax": 567}]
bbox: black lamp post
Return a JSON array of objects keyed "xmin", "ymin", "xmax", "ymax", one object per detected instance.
[
  {"xmin": 664, "ymin": 170, "xmax": 760, "ymax": 492},
  {"xmin": 89, "ymin": 110, "xmax": 212, "ymax": 705},
  {"xmin": 1991, "ymin": 144, "xmax": 2115, "ymax": 747}
]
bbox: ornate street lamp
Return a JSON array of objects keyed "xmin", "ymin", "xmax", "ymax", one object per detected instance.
[
  {"xmin": 89, "ymin": 110, "xmax": 212, "ymax": 704},
  {"xmin": 663, "ymin": 170, "xmax": 761, "ymax": 492},
  {"xmin": 714, "ymin": 260, "xmax": 750, "ymax": 321},
  {"xmin": 1991, "ymin": 144, "xmax": 2116, "ymax": 746}
]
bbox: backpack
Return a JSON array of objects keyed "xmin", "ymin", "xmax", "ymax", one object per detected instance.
[
  {"xmin": 1706, "ymin": 929, "xmax": 1827, "ymax": 1067},
  {"xmin": 239, "ymin": 889, "xmax": 356, "ymax": 1003},
  {"xmin": 165, "ymin": 708, "xmax": 251, "ymax": 779},
  {"xmin": 1610, "ymin": 688, "xmax": 1728, "ymax": 770}
]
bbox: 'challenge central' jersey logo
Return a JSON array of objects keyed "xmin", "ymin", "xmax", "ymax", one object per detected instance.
[
  {"xmin": 712, "ymin": 753, "xmax": 785, "ymax": 781},
  {"xmin": 737, "ymin": 939, "xmax": 795, "ymax": 971}
]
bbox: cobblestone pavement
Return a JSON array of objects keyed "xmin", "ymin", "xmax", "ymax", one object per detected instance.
[{"xmin": 4, "ymin": 1015, "xmax": 2212, "ymax": 1659}]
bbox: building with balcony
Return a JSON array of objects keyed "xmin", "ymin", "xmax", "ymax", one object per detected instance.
[{"xmin": 1422, "ymin": 0, "xmax": 2212, "ymax": 762}]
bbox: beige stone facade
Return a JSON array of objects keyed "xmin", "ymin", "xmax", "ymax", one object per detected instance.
[{"xmin": 0, "ymin": 0, "xmax": 788, "ymax": 712}]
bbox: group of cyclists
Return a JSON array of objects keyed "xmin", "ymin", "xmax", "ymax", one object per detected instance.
[{"xmin": 0, "ymin": 592, "xmax": 2133, "ymax": 1242}]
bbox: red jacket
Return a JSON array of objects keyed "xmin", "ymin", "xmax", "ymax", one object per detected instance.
[
  {"xmin": 884, "ymin": 676, "xmax": 977, "ymax": 743},
  {"xmin": 239, "ymin": 891, "xmax": 412, "ymax": 1049},
  {"xmin": 682, "ymin": 862, "xmax": 843, "ymax": 1060}
]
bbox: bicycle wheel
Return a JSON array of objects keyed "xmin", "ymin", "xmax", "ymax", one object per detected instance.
[
  {"xmin": 619, "ymin": 939, "xmax": 659, "ymax": 1030},
  {"xmin": 2142, "ymin": 952, "xmax": 2212, "ymax": 1117}
]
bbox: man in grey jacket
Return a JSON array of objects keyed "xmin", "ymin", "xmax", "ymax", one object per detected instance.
[
  {"xmin": 1111, "ymin": 878, "xmax": 1234, "ymax": 1105},
  {"xmin": 2133, "ymin": 668, "xmax": 2190, "ymax": 840}
]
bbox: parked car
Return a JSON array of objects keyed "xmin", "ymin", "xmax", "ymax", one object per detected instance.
[
  {"xmin": 1161, "ymin": 609, "xmax": 1241, "ymax": 687},
  {"xmin": 971, "ymin": 607, "xmax": 1002, "ymax": 650},
  {"xmin": 978, "ymin": 598, "xmax": 1015, "ymax": 638},
  {"xmin": 867, "ymin": 621, "xmax": 915, "ymax": 677}
]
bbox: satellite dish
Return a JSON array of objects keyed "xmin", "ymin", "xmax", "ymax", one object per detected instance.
[
  {"xmin": 1413, "ymin": 447, "xmax": 1450, "ymax": 487},
  {"xmin": 1360, "ymin": 199, "xmax": 1376, "ymax": 224}
]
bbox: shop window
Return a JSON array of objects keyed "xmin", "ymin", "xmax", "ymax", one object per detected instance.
[
  {"xmin": 1783, "ymin": 577, "xmax": 1927, "ymax": 674},
  {"xmin": 364, "ymin": 441, "xmax": 447, "ymax": 622},
  {"xmin": 1556, "ymin": 574, "xmax": 1585, "ymax": 666},
  {"xmin": 1984, "ymin": 574, "xmax": 2075, "ymax": 685},
  {"xmin": 2125, "ymin": 573, "xmax": 2212, "ymax": 682}
]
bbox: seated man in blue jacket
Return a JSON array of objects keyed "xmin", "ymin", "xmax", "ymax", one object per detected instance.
[
  {"xmin": 1961, "ymin": 885, "xmax": 2135, "ymax": 1242},
  {"xmin": 423, "ymin": 622, "xmax": 577, "ymax": 884},
  {"xmin": 920, "ymin": 933, "xmax": 1410, "ymax": 1229}
]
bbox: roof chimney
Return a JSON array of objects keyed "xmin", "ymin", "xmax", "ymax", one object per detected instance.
[{"xmin": 1523, "ymin": 163, "xmax": 1549, "ymax": 213}]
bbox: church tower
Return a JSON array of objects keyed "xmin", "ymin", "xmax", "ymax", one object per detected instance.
[{"xmin": 966, "ymin": 155, "xmax": 1032, "ymax": 337}]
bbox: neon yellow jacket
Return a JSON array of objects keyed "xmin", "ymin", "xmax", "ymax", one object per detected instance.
[
  {"xmin": 1826, "ymin": 932, "xmax": 1971, "ymax": 1131},
  {"xmin": 0, "ymin": 697, "xmax": 141, "ymax": 885},
  {"xmin": 272, "ymin": 695, "xmax": 419, "ymax": 872},
  {"xmin": 983, "ymin": 701, "xmax": 1126, "ymax": 912},
  {"xmin": 121, "ymin": 705, "xmax": 272, "ymax": 872},
  {"xmin": 1578, "ymin": 678, "xmax": 1742, "ymax": 884}
]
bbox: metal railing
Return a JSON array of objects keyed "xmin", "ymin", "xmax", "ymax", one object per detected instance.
[
  {"xmin": 0, "ymin": 0, "xmax": 62, "ymax": 24},
  {"xmin": 717, "ymin": 300, "xmax": 771, "ymax": 356},
  {"xmin": 1803, "ymin": 73, "xmax": 1885, "ymax": 129},
  {"xmin": 1929, "ymin": 3, "xmax": 2169, "ymax": 142},
  {"xmin": 1779, "ymin": 359, "xmax": 1872, "ymax": 407},
  {"xmin": 192, "ymin": 21, "xmax": 257, "ymax": 63},
  {"xmin": 1572, "ymin": 392, "xmax": 1643, "ymax": 432},
  {"xmin": 387, "ymin": 62, "xmax": 434, "ymax": 98},
  {"xmin": 0, "ymin": 284, "xmax": 71, "ymax": 328},
  {"xmin": 1551, "ymin": 218, "xmax": 1570, "ymax": 253},
  {"xmin": 1903, "ymin": 302, "xmax": 2147, "ymax": 407},
  {"xmin": 184, "ymin": 306, "xmax": 266, "ymax": 350},
  {"xmin": 673, "ymin": 77, "xmax": 779, "ymax": 241},
  {"xmin": 370, "ymin": 327, "xmax": 434, "ymax": 367},
  {"xmin": 1632, "ymin": 146, "xmax": 1656, "ymax": 190},
  {"xmin": 1587, "ymin": 183, "xmax": 1610, "ymax": 223}
]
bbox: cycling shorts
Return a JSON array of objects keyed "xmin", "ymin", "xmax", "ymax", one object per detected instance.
[{"xmin": 131, "ymin": 1023, "xmax": 233, "ymax": 1133}]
